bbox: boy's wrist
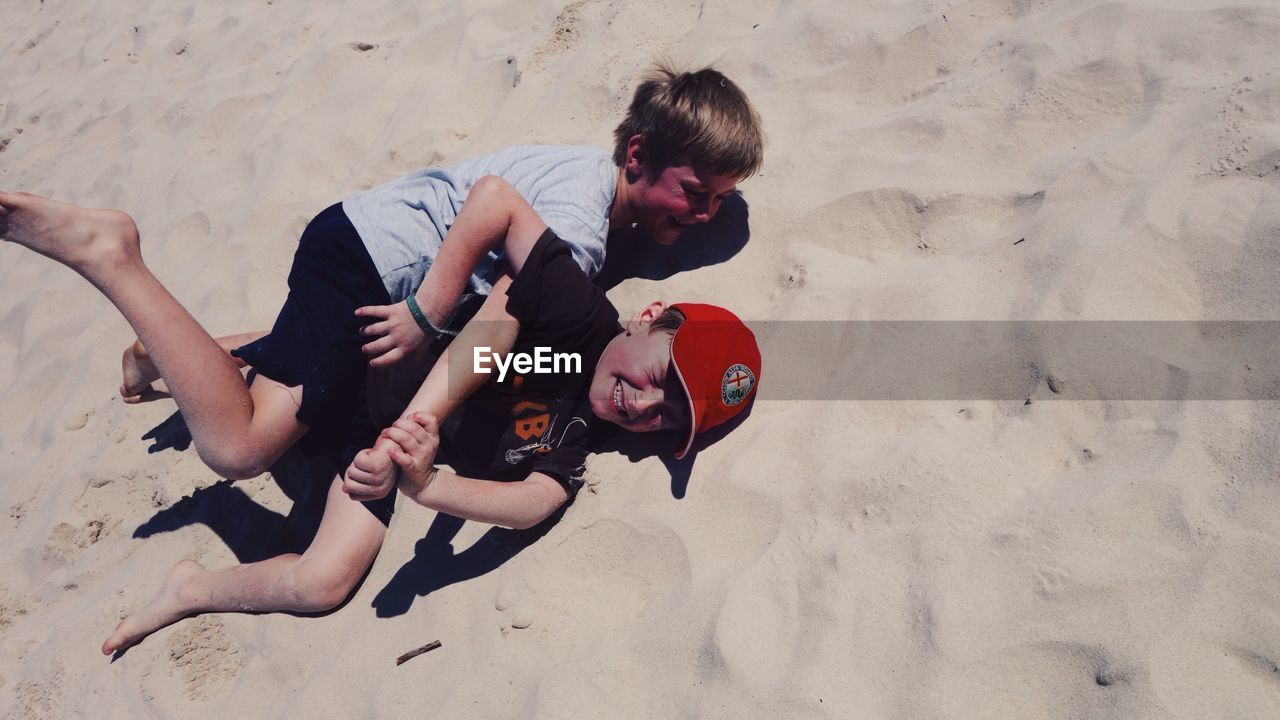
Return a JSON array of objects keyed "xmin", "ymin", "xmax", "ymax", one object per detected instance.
[
  {"xmin": 413, "ymin": 288, "xmax": 459, "ymax": 335},
  {"xmin": 404, "ymin": 465, "xmax": 441, "ymax": 504},
  {"xmin": 406, "ymin": 295, "xmax": 447, "ymax": 337}
]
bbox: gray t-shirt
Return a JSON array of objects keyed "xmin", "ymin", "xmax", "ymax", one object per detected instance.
[{"xmin": 342, "ymin": 145, "xmax": 617, "ymax": 302}]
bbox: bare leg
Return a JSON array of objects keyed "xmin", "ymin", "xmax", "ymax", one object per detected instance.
[
  {"xmin": 1, "ymin": 192, "xmax": 302, "ymax": 477},
  {"xmin": 121, "ymin": 331, "xmax": 267, "ymax": 403},
  {"xmin": 101, "ymin": 475, "xmax": 387, "ymax": 654}
]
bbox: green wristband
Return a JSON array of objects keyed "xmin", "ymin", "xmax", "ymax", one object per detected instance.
[
  {"xmin": 405, "ymin": 295, "xmax": 457, "ymax": 337},
  {"xmin": 405, "ymin": 295, "xmax": 434, "ymax": 334}
]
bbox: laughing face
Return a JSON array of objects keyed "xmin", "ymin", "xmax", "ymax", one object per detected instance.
[
  {"xmin": 617, "ymin": 135, "xmax": 741, "ymax": 246},
  {"xmin": 588, "ymin": 302, "xmax": 691, "ymax": 433}
]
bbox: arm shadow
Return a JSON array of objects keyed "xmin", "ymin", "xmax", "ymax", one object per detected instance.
[
  {"xmin": 370, "ymin": 499, "xmax": 570, "ymax": 619},
  {"xmin": 594, "ymin": 192, "xmax": 751, "ymax": 291}
]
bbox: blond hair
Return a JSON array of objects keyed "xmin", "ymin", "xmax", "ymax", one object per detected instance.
[
  {"xmin": 613, "ymin": 63, "xmax": 763, "ymax": 179},
  {"xmin": 648, "ymin": 306, "xmax": 686, "ymax": 336}
]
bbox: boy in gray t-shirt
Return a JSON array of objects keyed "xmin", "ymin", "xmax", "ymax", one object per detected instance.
[
  {"xmin": 343, "ymin": 144, "xmax": 617, "ymax": 303},
  {"xmin": 341, "ymin": 61, "xmax": 765, "ymax": 369}
]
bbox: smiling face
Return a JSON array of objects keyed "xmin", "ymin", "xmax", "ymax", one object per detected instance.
[
  {"xmin": 618, "ymin": 135, "xmax": 741, "ymax": 246},
  {"xmin": 588, "ymin": 302, "xmax": 691, "ymax": 433}
]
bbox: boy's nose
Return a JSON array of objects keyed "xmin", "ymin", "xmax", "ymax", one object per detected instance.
[
  {"xmin": 632, "ymin": 389, "xmax": 661, "ymax": 418},
  {"xmin": 692, "ymin": 196, "xmax": 718, "ymax": 223}
]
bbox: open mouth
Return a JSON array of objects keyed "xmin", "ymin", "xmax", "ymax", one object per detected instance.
[{"xmin": 612, "ymin": 378, "xmax": 627, "ymax": 417}]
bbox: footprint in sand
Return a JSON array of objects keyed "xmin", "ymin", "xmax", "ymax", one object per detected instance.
[
  {"xmin": 19, "ymin": 22, "xmax": 60, "ymax": 55},
  {"xmin": 0, "ymin": 588, "xmax": 32, "ymax": 632},
  {"xmin": 0, "ymin": 126, "xmax": 24, "ymax": 154},
  {"xmin": 62, "ymin": 408, "xmax": 93, "ymax": 431},
  {"xmin": 504, "ymin": 55, "xmax": 521, "ymax": 89},
  {"xmin": 781, "ymin": 262, "xmax": 807, "ymax": 290},
  {"xmin": 1228, "ymin": 647, "xmax": 1280, "ymax": 688},
  {"xmin": 952, "ymin": 640, "xmax": 1149, "ymax": 715},
  {"xmin": 45, "ymin": 516, "xmax": 118, "ymax": 558},
  {"xmin": 166, "ymin": 616, "xmax": 242, "ymax": 700},
  {"xmin": 531, "ymin": 0, "xmax": 595, "ymax": 67},
  {"xmin": 12, "ymin": 677, "xmax": 60, "ymax": 719}
]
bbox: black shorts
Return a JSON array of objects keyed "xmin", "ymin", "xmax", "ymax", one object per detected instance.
[{"xmin": 232, "ymin": 203, "xmax": 396, "ymax": 524}]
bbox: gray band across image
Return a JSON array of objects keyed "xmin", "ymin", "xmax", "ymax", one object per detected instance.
[
  {"xmin": 440, "ymin": 321, "xmax": 1279, "ymax": 401},
  {"xmin": 749, "ymin": 322, "xmax": 1280, "ymax": 401}
]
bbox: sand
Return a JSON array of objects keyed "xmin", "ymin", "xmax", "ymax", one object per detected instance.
[{"xmin": 3, "ymin": 0, "xmax": 1280, "ymax": 717}]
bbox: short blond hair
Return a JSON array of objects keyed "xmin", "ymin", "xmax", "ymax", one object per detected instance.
[{"xmin": 613, "ymin": 63, "xmax": 763, "ymax": 179}]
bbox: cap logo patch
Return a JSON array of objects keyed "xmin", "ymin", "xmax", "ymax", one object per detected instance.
[{"xmin": 721, "ymin": 364, "xmax": 755, "ymax": 406}]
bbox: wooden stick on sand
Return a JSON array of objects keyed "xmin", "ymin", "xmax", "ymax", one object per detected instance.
[{"xmin": 396, "ymin": 640, "xmax": 442, "ymax": 666}]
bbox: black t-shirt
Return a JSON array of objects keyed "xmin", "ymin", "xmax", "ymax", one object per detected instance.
[{"xmin": 435, "ymin": 230, "xmax": 621, "ymax": 494}]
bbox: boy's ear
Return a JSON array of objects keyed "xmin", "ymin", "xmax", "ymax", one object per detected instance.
[
  {"xmin": 625, "ymin": 300, "xmax": 667, "ymax": 335},
  {"xmin": 624, "ymin": 134, "xmax": 648, "ymax": 179}
]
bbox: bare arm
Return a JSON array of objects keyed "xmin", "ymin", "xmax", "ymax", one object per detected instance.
[
  {"xmin": 343, "ymin": 275, "xmax": 519, "ymax": 499},
  {"xmin": 401, "ymin": 468, "xmax": 568, "ymax": 530},
  {"xmin": 371, "ymin": 376, "xmax": 572, "ymax": 529},
  {"xmin": 415, "ymin": 174, "xmax": 549, "ymax": 325},
  {"xmin": 344, "ymin": 177, "xmax": 549, "ymax": 500},
  {"xmin": 357, "ymin": 175, "xmax": 548, "ymax": 366},
  {"xmin": 406, "ymin": 273, "xmax": 519, "ymax": 413}
]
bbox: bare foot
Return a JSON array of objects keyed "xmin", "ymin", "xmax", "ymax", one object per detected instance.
[
  {"xmin": 102, "ymin": 559, "xmax": 206, "ymax": 655},
  {"xmin": 0, "ymin": 191, "xmax": 140, "ymax": 279},
  {"xmin": 120, "ymin": 338, "xmax": 165, "ymax": 403}
]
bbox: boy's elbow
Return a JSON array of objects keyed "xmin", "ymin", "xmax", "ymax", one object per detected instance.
[
  {"xmin": 508, "ymin": 516, "xmax": 539, "ymax": 531},
  {"xmin": 509, "ymin": 476, "xmax": 569, "ymax": 529},
  {"xmin": 509, "ymin": 501, "xmax": 560, "ymax": 531}
]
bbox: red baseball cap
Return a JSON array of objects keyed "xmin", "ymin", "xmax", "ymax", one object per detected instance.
[{"xmin": 669, "ymin": 303, "xmax": 762, "ymax": 459}]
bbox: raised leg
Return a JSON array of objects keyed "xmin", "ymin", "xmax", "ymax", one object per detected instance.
[
  {"xmin": 101, "ymin": 475, "xmax": 388, "ymax": 654},
  {"xmin": 122, "ymin": 331, "xmax": 268, "ymax": 403},
  {"xmin": 1, "ymin": 192, "xmax": 301, "ymax": 477}
]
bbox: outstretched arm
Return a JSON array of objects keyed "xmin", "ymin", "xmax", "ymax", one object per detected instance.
[
  {"xmin": 405, "ymin": 466, "xmax": 568, "ymax": 531},
  {"xmin": 342, "ymin": 273, "xmax": 519, "ymax": 501},
  {"xmin": 357, "ymin": 175, "xmax": 548, "ymax": 367},
  {"xmin": 343, "ymin": 177, "xmax": 549, "ymax": 500}
]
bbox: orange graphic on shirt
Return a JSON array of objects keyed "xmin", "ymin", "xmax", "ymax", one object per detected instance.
[{"xmin": 512, "ymin": 401, "xmax": 550, "ymax": 441}]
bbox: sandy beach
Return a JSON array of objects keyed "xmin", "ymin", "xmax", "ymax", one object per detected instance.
[{"xmin": 2, "ymin": 0, "xmax": 1279, "ymax": 716}]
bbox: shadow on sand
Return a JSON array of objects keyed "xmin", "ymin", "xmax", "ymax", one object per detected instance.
[{"xmin": 594, "ymin": 192, "xmax": 751, "ymax": 291}]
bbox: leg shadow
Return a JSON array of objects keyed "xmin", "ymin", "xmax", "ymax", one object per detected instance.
[{"xmin": 131, "ymin": 445, "xmax": 337, "ymax": 563}]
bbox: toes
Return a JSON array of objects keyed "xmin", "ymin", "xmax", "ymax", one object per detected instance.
[
  {"xmin": 119, "ymin": 384, "xmax": 144, "ymax": 403},
  {"xmin": 119, "ymin": 385, "xmax": 166, "ymax": 404},
  {"xmin": 102, "ymin": 622, "xmax": 130, "ymax": 655}
]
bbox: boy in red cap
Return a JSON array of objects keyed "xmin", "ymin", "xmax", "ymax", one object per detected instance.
[{"xmin": 343, "ymin": 176, "xmax": 763, "ymax": 519}]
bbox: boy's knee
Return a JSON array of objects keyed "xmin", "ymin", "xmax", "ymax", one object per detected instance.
[
  {"xmin": 286, "ymin": 564, "xmax": 360, "ymax": 612},
  {"xmin": 198, "ymin": 447, "xmax": 271, "ymax": 481}
]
